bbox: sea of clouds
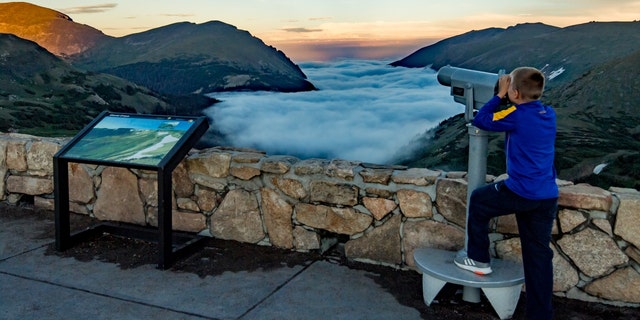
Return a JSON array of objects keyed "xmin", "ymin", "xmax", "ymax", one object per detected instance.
[{"xmin": 204, "ymin": 60, "xmax": 463, "ymax": 165}]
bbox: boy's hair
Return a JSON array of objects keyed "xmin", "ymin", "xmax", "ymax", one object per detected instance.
[{"xmin": 511, "ymin": 67, "xmax": 545, "ymax": 100}]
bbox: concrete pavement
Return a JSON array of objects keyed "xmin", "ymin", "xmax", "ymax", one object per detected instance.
[{"xmin": 0, "ymin": 212, "xmax": 425, "ymax": 320}]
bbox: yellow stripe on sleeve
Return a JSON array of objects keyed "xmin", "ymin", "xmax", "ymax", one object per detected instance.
[{"xmin": 492, "ymin": 106, "xmax": 517, "ymax": 121}]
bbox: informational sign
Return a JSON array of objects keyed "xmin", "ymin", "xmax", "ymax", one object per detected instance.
[
  {"xmin": 55, "ymin": 111, "xmax": 209, "ymax": 269},
  {"xmin": 60, "ymin": 113, "xmax": 198, "ymax": 166}
]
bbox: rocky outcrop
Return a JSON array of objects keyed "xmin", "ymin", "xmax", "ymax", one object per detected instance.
[{"xmin": 1, "ymin": 132, "xmax": 639, "ymax": 307}]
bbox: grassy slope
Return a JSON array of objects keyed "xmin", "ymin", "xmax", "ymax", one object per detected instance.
[{"xmin": 0, "ymin": 33, "xmax": 172, "ymax": 136}]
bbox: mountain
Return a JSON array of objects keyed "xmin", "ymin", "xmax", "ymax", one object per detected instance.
[
  {"xmin": 391, "ymin": 21, "xmax": 640, "ymax": 88},
  {"xmin": 0, "ymin": 2, "xmax": 315, "ymax": 95},
  {"xmin": 392, "ymin": 21, "xmax": 640, "ymax": 189},
  {"xmin": 0, "ymin": 33, "xmax": 214, "ymax": 136},
  {"xmin": 70, "ymin": 21, "xmax": 316, "ymax": 95},
  {"xmin": 0, "ymin": 2, "xmax": 111, "ymax": 57}
]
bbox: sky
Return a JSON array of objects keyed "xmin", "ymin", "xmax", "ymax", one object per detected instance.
[
  {"xmin": 15, "ymin": 0, "xmax": 640, "ymax": 61},
  {"xmin": 203, "ymin": 60, "xmax": 460, "ymax": 164}
]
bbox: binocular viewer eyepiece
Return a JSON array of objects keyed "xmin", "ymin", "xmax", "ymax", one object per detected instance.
[{"xmin": 437, "ymin": 66, "xmax": 503, "ymax": 110}]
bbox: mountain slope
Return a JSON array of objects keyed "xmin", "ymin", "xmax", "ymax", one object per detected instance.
[
  {"xmin": 0, "ymin": 33, "xmax": 187, "ymax": 135},
  {"xmin": 70, "ymin": 21, "xmax": 316, "ymax": 94},
  {"xmin": 391, "ymin": 21, "xmax": 640, "ymax": 88},
  {"xmin": 0, "ymin": 2, "xmax": 315, "ymax": 95},
  {"xmin": 0, "ymin": 2, "xmax": 111, "ymax": 56},
  {"xmin": 545, "ymin": 49, "xmax": 640, "ymax": 187}
]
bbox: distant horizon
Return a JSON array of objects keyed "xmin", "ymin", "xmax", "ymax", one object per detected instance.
[{"xmin": 11, "ymin": 0, "xmax": 640, "ymax": 62}]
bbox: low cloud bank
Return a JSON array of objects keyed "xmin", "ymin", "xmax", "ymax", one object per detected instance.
[{"xmin": 204, "ymin": 60, "xmax": 462, "ymax": 164}]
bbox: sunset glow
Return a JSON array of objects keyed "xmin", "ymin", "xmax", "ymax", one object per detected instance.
[{"xmin": 10, "ymin": 0, "xmax": 640, "ymax": 61}]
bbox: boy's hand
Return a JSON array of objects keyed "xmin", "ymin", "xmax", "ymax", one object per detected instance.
[{"xmin": 497, "ymin": 75, "xmax": 511, "ymax": 98}]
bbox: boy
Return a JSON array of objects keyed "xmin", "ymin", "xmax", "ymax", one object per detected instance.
[{"xmin": 454, "ymin": 67, "xmax": 558, "ymax": 320}]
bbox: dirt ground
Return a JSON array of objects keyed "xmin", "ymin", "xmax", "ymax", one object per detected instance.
[{"xmin": 4, "ymin": 203, "xmax": 639, "ymax": 319}]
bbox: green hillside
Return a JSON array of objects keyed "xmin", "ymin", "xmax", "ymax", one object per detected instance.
[
  {"xmin": 0, "ymin": 33, "xmax": 213, "ymax": 136},
  {"xmin": 70, "ymin": 21, "xmax": 316, "ymax": 95}
]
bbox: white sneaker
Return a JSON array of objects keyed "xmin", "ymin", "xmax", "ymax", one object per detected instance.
[{"xmin": 454, "ymin": 256, "xmax": 492, "ymax": 275}]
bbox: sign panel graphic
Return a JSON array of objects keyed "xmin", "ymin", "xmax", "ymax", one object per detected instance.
[{"xmin": 62, "ymin": 114, "xmax": 196, "ymax": 166}]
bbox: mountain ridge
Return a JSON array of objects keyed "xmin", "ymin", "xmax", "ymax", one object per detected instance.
[
  {"xmin": 0, "ymin": 2, "xmax": 111, "ymax": 57},
  {"xmin": 70, "ymin": 20, "xmax": 316, "ymax": 94},
  {"xmin": 391, "ymin": 21, "xmax": 640, "ymax": 89},
  {"xmin": 0, "ymin": 2, "xmax": 315, "ymax": 95}
]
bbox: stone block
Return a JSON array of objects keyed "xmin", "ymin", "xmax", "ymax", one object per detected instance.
[
  {"xmin": 293, "ymin": 158, "xmax": 328, "ymax": 175},
  {"xmin": 138, "ymin": 178, "xmax": 158, "ymax": 206},
  {"xmin": 260, "ymin": 188, "xmax": 294, "ymax": 249},
  {"xmin": 345, "ymin": 214, "xmax": 402, "ymax": 265},
  {"xmin": 6, "ymin": 175, "xmax": 53, "ymax": 195},
  {"xmin": 176, "ymin": 197, "xmax": 200, "ymax": 212},
  {"xmin": 402, "ymin": 220, "xmax": 464, "ymax": 267},
  {"xmin": 614, "ymin": 192, "xmax": 640, "ymax": 248},
  {"xmin": 558, "ymin": 209, "xmax": 587, "ymax": 233},
  {"xmin": 196, "ymin": 187, "xmax": 218, "ymax": 212},
  {"xmin": 93, "ymin": 167, "xmax": 145, "ymax": 225},
  {"xmin": 309, "ymin": 181, "xmax": 358, "ymax": 206},
  {"xmin": 146, "ymin": 208, "xmax": 207, "ymax": 232},
  {"xmin": 231, "ymin": 151, "xmax": 265, "ymax": 163},
  {"xmin": 189, "ymin": 174, "xmax": 227, "ymax": 191},
  {"xmin": 585, "ymin": 267, "xmax": 640, "ymax": 303},
  {"xmin": 364, "ymin": 187, "xmax": 393, "ymax": 198},
  {"xmin": 272, "ymin": 177, "xmax": 306, "ymax": 199},
  {"xmin": 391, "ymin": 168, "xmax": 440, "ymax": 186},
  {"xmin": 27, "ymin": 140, "xmax": 60, "ymax": 176},
  {"xmin": 69, "ymin": 202, "xmax": 89, "ymax": 215},
  {"xmin": 557, "ymin": 228, "xmax": 628, "ymax": 278},
  {"xmin": 495, "ymin": 237, "xmax": 522, "ymax": 262},
  {"xmin": 295, "ymin": 203, "xmax": 372, "ymax": 235},
  {"xmin": 230, "ymin": 166, "xmax": 261, "ymax": 180},
  {"xmin": 172, "ymin": 162, "xmax": 194, "ymax": 198},
  {"xmin": 625, "ymin": 246, "xmax": 640, "ymax": 264},
  {"xmin": 6, "ymin": 139, "xmax": 27, "ymax": 171},
  {"xmin": 558, "ymin": 183, "xmax": 612, "ymax": 212},
  {"xmin": 359, "ymin": 168, "xmax": 393, "ymax": 185},
  {"xmin": 592, "ymin": 218, "xmax": 613, "ymax": 237},
  {"xmin": 325, "ymin": 159, "xmax": 358, "ymax": 180},
  {"xmin": 397, "ymin": 189, "xmax": 432, "ymax": 218},
  {"xmin": 172, "ymin": 210, "xmax": 207, "ymax": 233},
  {"xmin": 261, "ymin": 155, "xmax": 298, "ymax": 174},
  {"xmin": 362, "ymin": 197, "xmax": 396, "ymax": 220},
  {"xmin": 210, "ymin": 189, "xmax": 265, "ymax": 243},
  {"xmin": 68, "ymin": 163, "xmax": 94, "ymax": 204},
  {"xmin": 551, "ymin": 245, "xmax": 580, "ymax": 292},
  {"xmin": 293, "ymin": 226, "xmax": 321, "ymax": 251},
  {"xmin": 186, "ymin": 150, "xmax": 231, "ymax": 178},
  {"xmin": 435, "ymin": 178, "xmax": 467, "ymax": 228},
  {"xmin": 34, "ymin": 196, "xmax": 54, "ymax": 211}
]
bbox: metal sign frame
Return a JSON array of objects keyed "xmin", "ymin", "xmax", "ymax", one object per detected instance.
[{"xmin": 54, "ymin": 111, "xmax": 209, "ymax": 269}]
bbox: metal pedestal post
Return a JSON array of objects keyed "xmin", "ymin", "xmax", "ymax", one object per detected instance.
[{"xmin": 463, "ymin": 123, "xmax": 488, "ymax": 303}]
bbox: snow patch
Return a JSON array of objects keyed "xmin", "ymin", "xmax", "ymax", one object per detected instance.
[
  {"xmin": 593, "ymin": 163, "xmax": 608, "ymax": 175},
  {"xmin": 548, "ymin": 67, "xmax": 565, "ymax": 80}
]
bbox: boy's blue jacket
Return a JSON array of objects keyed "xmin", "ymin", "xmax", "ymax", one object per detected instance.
[{"xmin": 472, "ymin": 96, "xmax": 559, "ymax": 200}]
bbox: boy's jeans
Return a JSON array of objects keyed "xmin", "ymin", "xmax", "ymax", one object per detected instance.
[{"xmin": 467, "ymin": 181, "xmax": 558, "ymax": 320}]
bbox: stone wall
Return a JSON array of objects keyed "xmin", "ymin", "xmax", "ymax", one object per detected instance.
[{"xmin": 2, "ymin": 132, "xmax": 639, "ymax": 306}]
